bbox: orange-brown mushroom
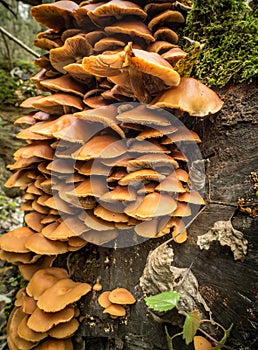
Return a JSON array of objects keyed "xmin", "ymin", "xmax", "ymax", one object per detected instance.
[
  {"xmin": 152, "ymin": 77, "xmax": 224, "ymax": 117},
  {"xmin": 36, "ymin": 278, "xmax": 92, "ymax": 312}
]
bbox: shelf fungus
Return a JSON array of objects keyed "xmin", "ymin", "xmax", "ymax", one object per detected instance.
[{"xmin": 1, "ymin": 0, "xmax": 224, "ymax": 347}]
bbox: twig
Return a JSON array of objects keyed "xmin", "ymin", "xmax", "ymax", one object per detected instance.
[{"xmin": 0, "ymin": 26, "xmax": 40, "ymax": 58}]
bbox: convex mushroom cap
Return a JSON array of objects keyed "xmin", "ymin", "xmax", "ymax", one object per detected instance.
[
  {"xmin": 37, "ymin": 278, "xmax": 91, "ymax": 312},
  {"xmin": 152, "ymin": 77, "xmax": 223, "ymax": 117},
  {"xmin": 124, "ymin": 43, "xmax": 180, "ymax": 88}
]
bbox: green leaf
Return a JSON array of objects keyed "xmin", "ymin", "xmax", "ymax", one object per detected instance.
[
  {"xmin": 183, "ymin": 310, "xmax": 201, "ymax": 345},
  {"xmin": 213, "ymin": 323, "xmax": 233, "ymax": 350},
  {"xmin": 145, "ymin": 291, "xmax": 180, "ymax": 312}
]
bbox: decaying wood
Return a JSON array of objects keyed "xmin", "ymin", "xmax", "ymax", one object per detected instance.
[{"xmin": 62, "ymin": 83, "xmax": 258, "ymax": 350}]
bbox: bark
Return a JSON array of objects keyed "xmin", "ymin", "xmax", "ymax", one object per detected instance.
[{"xmin": 61, "ymin": 82, "xmax": 257, "ymax": 350}]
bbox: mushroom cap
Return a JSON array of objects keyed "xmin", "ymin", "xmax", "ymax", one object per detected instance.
[
  {"xmin": 94, "ymin": 36, "xmax": 125, "ymax": 52},
  {"xmin": 24, "ymin": 212, "xmax": 45, "ymax": 232},
  {"xmin": 118, "ymin": 169, "xmax": 165, "ymax": 186},
  {"xmin": 66, "ymin": 177, "xmax": 107, "ymax": 198},
  {"xmin": 40, "ymin": 75, "xmax": 86, "ymax": 97},
  {"xmin": 154, "ymin": 27, "xmax": 179, "ymax": 44},
  {"xmin": 0, "ymin": 250, "xmax": 39, "ymax": 265},
  {"xmin": 116, "ymin": 104, "xmax": 171, "ymax": 126},
  {"xmin": 92, "ymin": 1, "xmax": 147, "ymax": 20},
  {"xmin": 152, "ymin": 77, "xmax": 224, "ymax": 117},
  {"xmin": 125, "ymin": 44, "xmax": 180, "ymax": 87},
  {"xmin": 98, "ymin": 291, "xmax": 112, "ymax": 308},
  {"xmin": 103, "ymin": 304, "xmax": 126, "ymax": 317},
  {"xmin": 172, "ymin": 202, "xmax": 191, "ymax": 217},
  {"xmin": 105, "ymin": 18, "xmax": 154, "ymax": 42},
  {"xmin": 109, "ymin": 287, "xmax": 136, "ymax": 304},
  {"xmin": 81, "ymin": 229, "xmax": 119, "ymax": 245},
  {"xmin": 193, "ymin": 336, "xmax": 213, "ymax": 350},
  {"xmin": 82, "ymin": 50, "xmax": 125, "ymax": 77},
  {"xmin": 161, "ymin": 127, "xmax": 201, "ymax": 144},
  {"xmin": 30, "ymin": 1, "xmax": 79, "ymax": 31},
  {"xmin": 27, "ymin": 305, "xmax": 75, "ymax": 333},
  {"xmin": 44, "ymin": 217, "xmax": 89, "ymax": 240},
  {"xmin": 31, "ymin": 114, "xmax": 91, "ymax": 144},
  {"xmin": 33, "ymin": 338, "xmax": 73, "ymax": 350},
  {"xmin": 25, "ymin": 232, "xmax": 69, "ymax": 255},
  {"xmin": 7, "ymin": 307, "xmax": 39, "ymax": 350},
  {"xmin": 75, "ymin": 159, "xmax": 109, "ymax": 176},
  {"xmin": 26, "ymin": 267, "xmax": 69, "ymax": 299},
  {"xmin": 100, "ymin": 186, "xmax": 136, "ymax": 202},
  {"xmin": 148, "ymin": 10, "xmax": 185, "ymax": 32},
  {"xmin": 94, "ymin": 204, "xmax": 129, "ymax": 223},
  {"xmin": 48, "ymin": 318, "xmax": 79, "ymax": 339},
  {"xmin": 19, "ymin": 256, "xmax": 55, "ymax": 281},
  {"xmin": 127, "ymin": 153, "xmax": 178, "ymax": 172},
  {"xmin": 134, "ymin": 219, "xmax": 159, "ymax": 238},
  {"xmin": 84, "ymin": 212, "xmax": 115, "ymax": 231},
  {"xmin": 50, "ymin": 35, "xmax": 92, "ymax": 74},
  {"xmin": 72, "ymin": 135, "xmax": 125, "ymax": 160},
  {"xmin": 125, "ymin": 192, "xmax": 177, "ymax": 219},
  {"xmin": 147, "ymin": 41, "xmax": 177, "ymax": 54},
  {"xmin": 74, "ymin": 105, "xmax": 126, "ymax": 138},
  {"xmin": 31, "ymin": 93, "xmax": 84, "ymax": 114},
  {"xmin": 18, "ymin": 314, "xmax": 47, "ymax": 342},
  {"xmin": 37, "ymin": 278, "xmax": 92, "ymax": 312},
  {"xmin": 0, "ymin": 227, "xmax": 35, "ymax": 253},
  {"xmin": 64, "ymin": 63, "xmax": 94, "ymax": 84},
  {"xmin": 22, "ymin": 294, "xmax": 38, "ymax": 315},
  {"xmin": 135, "ymin": 124, "xmax": 177, "ymax": 140},
  {"xmin": 155, "ymin": 173, "xmax": 186, "ymax": 193},
  {"xmin": 161, "ymin": 47, "xmax": 187, "ymax": 66},
  {"xmin": 177, "ymin": 191, "xmax": 205, "ymax": 205},
  {"xmin": 13, "ymin": 141, "xmax": 54, "ymax": 161}
]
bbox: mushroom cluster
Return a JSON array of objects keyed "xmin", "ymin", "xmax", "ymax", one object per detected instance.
[
  {"xmin": 0, "ymin": 1, "xmax": 224, "ymax": 348},
  {"xmin": 98, "ymin": 288, "xmax": 136, "ymax": 318},
  {"xmin": 7, "ymin": 267, "xmax": 91, "ymax": 349},
  {"xmin": 2, "ymin": 1, "xmax": 223, "ymax": 251}
]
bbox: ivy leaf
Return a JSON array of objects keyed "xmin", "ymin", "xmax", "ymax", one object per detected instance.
[
  {"xmin": 145, "ymin": 291, "xmax": 180, "ymax": 312},
  {"xmin": 183, "ymin": 310, "xmax": 201, "ymax": 345},
  {"xmin": 213, "ymin": 323, "xmax": 233, "ymax": 350}
]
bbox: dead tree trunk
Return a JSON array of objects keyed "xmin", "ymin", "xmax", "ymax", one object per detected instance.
[{"xmin": 62, "ymin": 82, "xmax": 257, "ymax": 350}]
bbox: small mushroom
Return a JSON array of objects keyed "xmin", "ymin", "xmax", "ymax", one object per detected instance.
[
  {"xmin": 103, "ymin": 304, "xmax": 126, "ymax": 317},
  {"xmin": 108, "ymin": 287, "xmax": 136, "ymax": 304},
  {"xmin": 193, "ymin": 336, "xmax": 213, "ymax": 350},
  {"xmin": 98, "ymin": 291, "xmax": 112, "ymax": 308}
]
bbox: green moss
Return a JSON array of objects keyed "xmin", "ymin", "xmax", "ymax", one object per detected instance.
[{"xmin": 184, "ymin": 0, "xmax": 258, "ymax": 87}]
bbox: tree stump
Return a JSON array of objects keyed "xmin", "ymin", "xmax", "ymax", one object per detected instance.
[{"xmin": 64, "ymin": 83, "xmax": 257, "ymax": 350}]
